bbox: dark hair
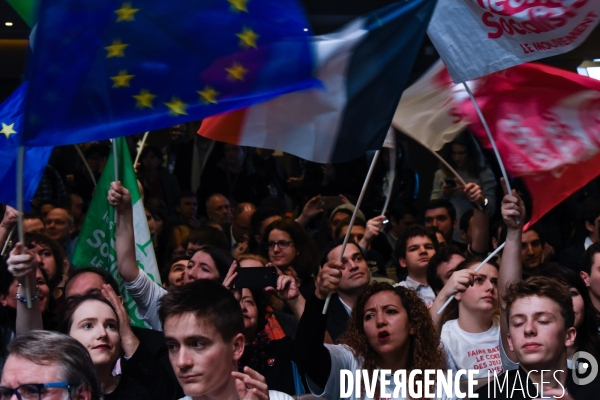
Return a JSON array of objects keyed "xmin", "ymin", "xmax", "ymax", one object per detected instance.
[
  {"xmin": 140, "ymin": 145, "xmax": 163, "ymax": 166},
  {"xmin": 60, "ymin": 293, "xmax": 119, "ymax": 334},
  {"xmin": 192, "ymin": 245, "xmax": 235, "ymax": 283},
  {"xmin": 245, "ymin": 287, "xmax": 268, "ymax": 334},
  {"xmin": 504, "ymin": 276, "xmax": 574, "ymax": 330},
  {"xmin": 459, "ymin": 209, "xmax": 474, "ymax": 233},
  {"xmin": 84, "ymin": 142, "xmax": 110, "ymax": 160},
  {"xmin": 426, "ymin": 245, "xmax": 465, "ymax": 293},
  {"xmin": 580, "ymin": 241, "xmax": 600, "ymax": 275},
  {"xmin": 17, "ymin": 232, "xmax": 66, "ymax": 291},
  {"xmin": 176, "ymin": 191, "xmax": 197, "ymax": 206},
  {"xmin": 333, "ymin": 216, "xmax": 366, "ymax": 240},
  {"xmin": 250, "ymin": 207, "xmax": 282, "ymax": 238},
  {"xmin": 538, "ymin": 265, "xmax": 600, "ymax": 359},
  {"xmin": 65, "ymin": 267, "xmax": 121, "ymax": 298},
  {"xmin": 580, "ymin": 196, "xmax": 600, "ymax": 231},
  {"xmin": 524, "ymin": 223, "xmax": 546, "ymax": 246},
  {"xmin": 320, "ymin": 239, "xmax": 365, "ymax": 268},
  {"xmin": 0, "ymin": 257, "xmax": 13, "ymax": 297},
  {"xmin": 160, "ymin": 256, "xmax": 191, "ymax": 285},
  {"xmin": 8, "ymin": 330, "xmax": 103, "ymax": 400},
  {"xmin": 260, "ymin": 219, "xmax": 320, "ymax": 282},
  {"xmin": 441, "ymin": 132, "xmax": 486, "ymax": 179},
  {"xmin": 394, "ymin": 224, "xmax": 439, "ymax": 259},
  {"xmin": 424, "ymin": 199, "xmax": 457, "ymax": 222},
  {"xmin": 159, "ymin": 280, "xmax": 244, "ymax": 342},
  {"xmin": 388, "ymin": 202, "xmax": 417, "ymax": 223},
  {"xmin": 184, "ymin": 226, "xmax": 229, "ymax": 252}
]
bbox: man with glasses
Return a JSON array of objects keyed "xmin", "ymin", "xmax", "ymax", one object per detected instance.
[{"xmin": 1, "ymin": 330, "xmax": 102, "ymax": 400}]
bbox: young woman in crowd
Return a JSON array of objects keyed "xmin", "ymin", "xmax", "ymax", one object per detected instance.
[
  {"xmin": 260, "ymin": 219, "xmax": 320, "ymax": 300},
  {"xmin": 60, "ymin": 293, "xmax": 149, "ymax": 399},
  {"xmin": 295, "ymin": 260, "xmax": 451, "ymax": 400},
  {"xmin": 430, "ymin": 258, "xmax": 501, "ymax": 378}
]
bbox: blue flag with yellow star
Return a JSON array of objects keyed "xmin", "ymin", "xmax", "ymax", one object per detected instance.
[
  {"xmin": 0, "ymin": 83, "xmax": 53, "ymax": 209},
  {"xmin": 21, "ymin": 0, "xmax": 318, "ymax": 147}
]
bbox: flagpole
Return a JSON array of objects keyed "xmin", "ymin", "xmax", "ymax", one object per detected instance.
[
  {"xmin": 73, "ymin": 144, "xmax": 96, "ymax": 187},
  {"xmin": 323, "ymin": 150, "xmax": 380, "ymax": 314},
  {"xmin": 1, "ymin": 226, "xmax": 15, "ymax": 256},
  {"xmin": 133, "ymin": 131, "xmax": 149, "ymax": 167},
  {"xmin": 381, "ymin": 146, "xmax": 396, "ymax": 217},
  {"xmin": 16, "ymin": 146, "xmax": 32, "ymax": 308},
  {"xmin": 427, "ymin": 148, "xmax": 468, "ymax": 187},
  {"xmin": 436, "ymin": 242, "xmax": 505, "ymax": 315},
  {"xmin": 112, "ymin": 139, "xmax": 118, "ymax": 182}
]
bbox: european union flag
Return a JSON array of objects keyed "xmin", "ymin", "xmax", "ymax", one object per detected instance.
[
  {"xmin": 22, "ymin": 0, "xmax": 318, "ymax": 147},
  {"xmin": 0, "ymin": 84, "xmax": 53, "ymax": 209}
]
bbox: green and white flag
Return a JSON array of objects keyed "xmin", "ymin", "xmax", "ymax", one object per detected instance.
[{"xmin": 72, "ymin": 137, "xmax": 161, "ymax": 328}]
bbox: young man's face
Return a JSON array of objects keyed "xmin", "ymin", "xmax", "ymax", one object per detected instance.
[
  {"xmin": 424, "ymin": 208, "xmax": 455, "ymax": 241},
  {"xmin": 521, "ymin": 230, "xmax": 543, "ymax": 269},
  {"xmin": 177, "ymin": 197, "xmax": 198, "ymax": 219},
  {"xmin": 164, "ymin": 312, "xmax": 244, "ymax": 398},
  {"xmin": 327, "ymin": 243, "xmax": 371, "ymax": 295},
  {"xmin": 400, "ymin": 236, "xmax": 436, "ymax": 274},
  {"xmin": 436, "ymin": 254, "xmax": 465, "ymax": 286},
  {"xmin": 330, "ymin": 211, "xmax": 350, "ymax": 239},
  {"xmin": 507, "ymin": 295, "xmax": 575, "ymax": 370},
  {"xmin": 581, "ymin": 253, "xmax": 600, "ymax": 308}
]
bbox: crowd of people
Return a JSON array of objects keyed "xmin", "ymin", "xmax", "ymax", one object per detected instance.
[{"xmin": 1, "ymin": 124, "xmax": 600, "ymax": 400}]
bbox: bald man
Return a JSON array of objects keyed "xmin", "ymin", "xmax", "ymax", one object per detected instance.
[
  {"xmin": 230, "ymin": 203, "xmax": 256, "ymax": 254},
  {"xmin": 205, "ymin": 194, "xmax": 231, "ymax": 225}
]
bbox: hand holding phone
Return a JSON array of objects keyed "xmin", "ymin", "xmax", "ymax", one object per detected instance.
[{"xmin": 234, "ymin": 267, "xmax": 278, "ymax": 288}]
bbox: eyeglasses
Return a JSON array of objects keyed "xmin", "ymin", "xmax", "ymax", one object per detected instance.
[
  {"xmin": 0, "ymin": 382, "xmax": 71, "ymax": 400},
  {"xmin": 267, "ymin": 240, "xmax": 294, "ymax": 250}
]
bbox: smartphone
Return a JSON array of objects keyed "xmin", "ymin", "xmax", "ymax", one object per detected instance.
[
  {"xmin": 444, "ymin": 178, "xmax": 457, "ymax": 188},
  {"xmin": 234, "ymin": 267, "xmax": 278, "ymax": 288},
  {"xmin": 319, "ymin": 196, "xmax": 344, "ymax": 210}
]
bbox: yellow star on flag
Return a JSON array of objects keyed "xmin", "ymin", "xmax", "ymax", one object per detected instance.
[
  {"xmin": 111, "ymin": 70, "xmax": 135, "ymax": 88},
  {"xmin": 197, "ymin": 86, "xmax": 219, "ymax": 104},
  {"xmin": 1, "ymin": 123, "xmax": 16, "ymax": 139},
  {"xmin": 225, "ymin": 62, "xmax": 248, "ymax": 81},
  {"xmin": 237, "ymin": 27, "xmax": 259, "ymax": 49},
  {"xmin": 115, "ymin": 3, "xmax": 139, "ymax": 22},
  {"xmin": 133, "ymin": 89, "xmax": 156, "ymax": 108},
  {"xmin": 164, "ymin": 97, "xmax": 188, "ymax": 116},
  {"xmin": 105, "ymin": 40, "xmax": 128, "ymax": 58},
  {"xmin": 228, "ymin": 0, "xmax": 248, "ymax": 12}
]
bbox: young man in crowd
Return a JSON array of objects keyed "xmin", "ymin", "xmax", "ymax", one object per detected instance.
[
  {"xmin": 579, "ymin": 242, "xmax": 600, "ymax": 313},
  {"xmin": 426, "ymin": 244, "xmax": 466, "ymax": 295},
  {"xmin": 559, "ymin": 195, "xmax": 600, "ymax": 271},
  {"xmin": 159, "ymin": 280, "xmax": 291, "ymax": 400},
  {"xmin": 320, "ymin": 240, "xmax": 372, "ymax": 341},
  {"xmin": 394, "ymin": 224, "xmax": 438, "ymax": 307}
]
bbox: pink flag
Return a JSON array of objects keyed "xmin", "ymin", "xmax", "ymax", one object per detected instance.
[{"xmin": 394, "ymin": 61, "xmax": 600, "ymax": 226}]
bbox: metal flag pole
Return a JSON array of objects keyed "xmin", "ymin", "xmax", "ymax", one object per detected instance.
[
  {"xmin": 16, "ymin": 146, "xmax": 32, "ymax": 308},
  {"xmin": 323, "ymin": 150, "xmax": 380, "ymax": 314},
  {"xmin": 73, "ymin": 144, "xmax": 97, "ymax": 187}
]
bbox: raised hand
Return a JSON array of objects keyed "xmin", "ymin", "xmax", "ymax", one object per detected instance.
[
  {"xmin": 107, "ymin": 181, "xmax": 132, "ymax": 212},
  {"xmin": 500, "ymin": 178, "xmax": 525, "ymax": 231},
  {"xmin": 232, "ymin": 366, "xmax": 269, "ymax": 400},
  {"xmin": 315, "ymin": 259, "xmax": 343, "ymax": 300}
]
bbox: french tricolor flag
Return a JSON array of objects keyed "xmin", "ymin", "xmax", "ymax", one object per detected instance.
[{"xmin": 198, "ymin": 0, "xmax": 436, "ymax": 163}]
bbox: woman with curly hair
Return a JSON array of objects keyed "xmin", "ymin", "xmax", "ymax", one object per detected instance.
[{"xmin": 294, "ymin": 258, "xmax": 450, "ymax": 400}]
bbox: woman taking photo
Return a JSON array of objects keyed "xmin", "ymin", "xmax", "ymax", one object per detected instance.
[
  {"xmin": 60, "ymin": 293, "xmax": 149, "ymax": 399},
  {"xmin": 295, "ymin": 258, "xmax": 452, "ymax": 399},
  {"xmin": 260, "ymin": 219, "xmax": 320, "ymax": 300}
]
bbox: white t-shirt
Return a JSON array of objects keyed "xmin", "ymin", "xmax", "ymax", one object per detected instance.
[
  {"xmin": 307, "ymin": 344, "xmax": 455, "ymax": 400},
  {"xmin": 441, "ymin": 314, "xmax": 503, "ymax": 379},
  {"xmin": 179, "ymin": 390, "xmax": 293, "ymax": 400}
]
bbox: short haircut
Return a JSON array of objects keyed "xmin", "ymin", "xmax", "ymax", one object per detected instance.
[
  {"xmin": 524, "ymin": 223, "xmax": 546, "ymax": 246},
  {"xmin": 60, "ymin": 293, "xmax": 119, "ymax": 334},
  {"xmin": 424, "ymin": 199, "xmax": 456, "ymax": 222},
  {"xmin": 237, "ymin": 253, "xmax": 268, "ymax": 265},
  {"xmin": 320, "ymin": 239, "xmax": 365, "ymax": 267},
  {"xmin": 459, "ymin": 209, "xmax": 474, "ymax": 233},
  {"xmin": 388, "ymin": 202, "xmax": 417, "ymax": 223},
  {"xmin": 580, "ymin": 241, "xmax": 600, "ymax": 275},
  {"xmin": 7, "ymin": 330, "xmax": 103, "ymax": 400},
  {"xmin": 503, "ymin": 276, "xmax": 574, "ymax": 330},
  {"xmin": 66, "ymin": 267, "xmax": 120, "ymax": 297},
  {"xmin": 16, "ymin": 232, "xmax": 66, "ymax": 290},
  {"xmin": 426, "ymin": 245, "xmax": 465, "ymax": 293},
  {"xmin": 159, "ymin": 280, "xmax": 244, "ymax": 342},
  {"xmin": 205, "ymin": 193, "xmax": 227, "ymax": 209},
  {"xmin": 160, "ymin": 255, "xmax": 191, "ymax": 284},
  {"xmin": 192, "ymin": 245, "xmax": 236, "ymax": 283},
  {"xmin": 176, "ymin": 191, "xmax": 197, "ymax": 206},
  {"xmin": 395, "ymin": 224, "xmax": 438, "ymax": 260},
  {"xmin": 184, "ymin": 226, "xmax": 229, "ymax": 251},
  {"xmin": 580, "ymin": 195, "xmax": 600, "ymax": 230},
  {"xmin": 334, "ymin": 216, "xmax": 366, "ymax": 240}
]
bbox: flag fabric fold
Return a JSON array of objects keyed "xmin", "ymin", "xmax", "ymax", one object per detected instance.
[
  {"xmin": 199, "ymin": 0, "xmax": 437, "ymax": 163},
  {"xmin": 0, "ymin": 83, "xmax": 52, "ymax": 210},
  {"xmin": 72, "ymin": 137, "xmax": 161, "ymax": 329},
  {"xmin": 393, "ymin": 60, "xmax": 600, "ymax": 227},
  {"xmin": 427, "ymin": 0, "xmax": 600, "ymax": 83},
  {"xmin": 22, "ymin": 0, "xmax": 318, "ymax": 147}
]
